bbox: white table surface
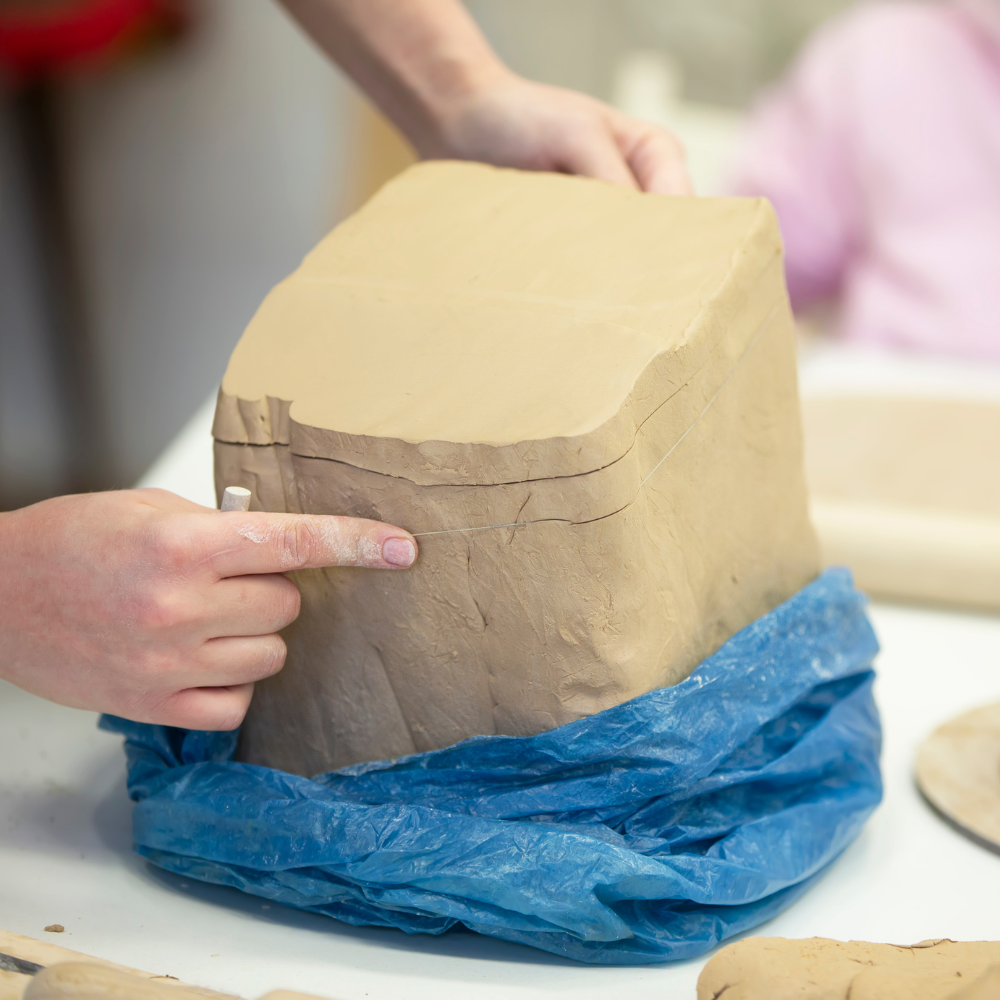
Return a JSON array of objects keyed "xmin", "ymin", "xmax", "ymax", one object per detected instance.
[{"xmin": 3, "ymin": 381, "xmax": 1000, "ymax": 1000}]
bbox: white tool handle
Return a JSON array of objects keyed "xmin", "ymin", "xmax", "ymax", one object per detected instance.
[{"xmin": 220, "ymin": 486, "xmax": 252, "ymax": 512}]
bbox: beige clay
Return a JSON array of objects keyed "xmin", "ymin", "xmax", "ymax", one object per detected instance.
[
  {"xmin": 697, "ymin": 937, "xmax": 1000, "ymax": 1000},
  {"xmin": 916, "ymin": 700, "xmax": 1000, "ymax": 852},
  {"xmin": 948, "ymin": 964, "xmax": 1000, "ymax": 1000},
  {"xmin": 214, "ymin": 161, "xmax": 819, "ymax": 773}
]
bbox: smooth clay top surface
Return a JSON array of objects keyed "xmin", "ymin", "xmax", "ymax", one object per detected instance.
[{"xmin": 221, "ymin": 163, "xmax": 777, "ymax": 466}]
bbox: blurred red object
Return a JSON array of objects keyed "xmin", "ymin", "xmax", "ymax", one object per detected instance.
[
  {"xmin": 0, "ymin": 0, "xmax": 191, "ymax": 503},
  {"xmin": 0, "ymin": 0, "xmax": 188, "ymax": 79}
]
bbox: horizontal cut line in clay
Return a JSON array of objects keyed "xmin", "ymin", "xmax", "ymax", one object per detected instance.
[
  {"xmin": 413, "ymin": 306, "xmax": 777, "ymax": 537},
  {"xmin": 218, "ymin": 307, "xmax": 777, "ymax": 493},
  {"xmin": 217, "ymin": 353, "xmax": 694, "ymax": 490}
]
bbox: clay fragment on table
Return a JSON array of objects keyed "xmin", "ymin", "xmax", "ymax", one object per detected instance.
[
  {"xmin": 696, "ymin": 936, "xmax": 1000, "ymax": 1000},
  {"xmin": 213, "ymin": 160, "xmax": 819, "ymax": 774},
  {"xmin": 916, "ymin": 700, "xmax": 1000, "ymax": 853}
]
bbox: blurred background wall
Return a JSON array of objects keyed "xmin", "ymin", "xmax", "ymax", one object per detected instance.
[{"xmin": 0, "ymin": 0, "xmax": 859, "ymax": 509}]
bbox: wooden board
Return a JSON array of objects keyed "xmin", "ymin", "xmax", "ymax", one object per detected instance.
[
  {"xmin": 803, "ymin": 397, "xmax": 1000, "ymax": 610},
  {"xmin": 0, "ymin": 929, "xmax": 231, "ymax": 1000}
]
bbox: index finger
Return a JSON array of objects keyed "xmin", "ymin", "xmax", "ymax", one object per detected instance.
[{"xmin": 205, "ymin": 513, "xmax": 418, "ymax": 578}]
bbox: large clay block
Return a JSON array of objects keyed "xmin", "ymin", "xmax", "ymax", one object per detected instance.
[
  {"xmin": 696, "ymin": 937, "xmax": 1000, "ymax": 1000},
  {"xmin": 213, "ymin": 161, "xmax": 819, "ymax": 775}
]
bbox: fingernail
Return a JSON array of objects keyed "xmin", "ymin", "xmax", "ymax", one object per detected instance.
[{"xmin": 382, "ymin": 537, "xmax": 416, "ymax": 567}]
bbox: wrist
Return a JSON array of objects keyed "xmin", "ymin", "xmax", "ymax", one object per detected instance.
[{"xmin": 404, "ymin": 46, "xmax": 513, "ymax": 154}]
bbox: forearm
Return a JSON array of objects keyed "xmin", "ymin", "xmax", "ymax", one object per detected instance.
[
  {"xmin": 279, "ymin": 0, "xmax": 509, "ymax": 155},
  {"xmin": 280, "ymin": 0, "xmax": 691, "ymax": 194}
]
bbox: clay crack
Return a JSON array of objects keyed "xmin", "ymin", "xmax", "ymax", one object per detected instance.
[
  {"xmin": 472, "ymin": 598, "xmax": 489, "ymax": 630},
  {"xmin": 218, "ymin": 289, "xmax": 778, "ymax": 539},
  {"xmin": 506, "ymin": 495, "xmax": 533, "ymax": 544},
  {"xmin": 215, "ymin": 302, "xmax": 777, "ymax": 496},
  {"xmin": 413, "ymin": 307, "xmax": 776, "ymax": 537}
]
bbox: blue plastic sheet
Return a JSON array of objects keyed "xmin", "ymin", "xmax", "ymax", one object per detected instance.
[{"xmin": 102, "ymin": 567, "xmax": 881, "ymax": 965}]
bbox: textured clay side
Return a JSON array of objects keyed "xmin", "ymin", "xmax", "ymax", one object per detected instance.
[
  {"xmin": 218, "ymin": 258, "xmax": 819, "ymax": 774},
  {"xmin": 696, "ymin": 937, "xmax": 1000, "ymax": 1000}
]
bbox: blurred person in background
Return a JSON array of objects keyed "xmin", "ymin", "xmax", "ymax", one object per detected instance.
[
  {"xmin": 731, "ymin": 0, "xmax": 1000, "ymax": 360},
  {"xmin": 0, "ymin": 0, "xmax": 690, "ymax": 732}
]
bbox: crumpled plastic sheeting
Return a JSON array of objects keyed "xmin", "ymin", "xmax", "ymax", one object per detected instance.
[{"xmin": 102, "ymin": 567, "xmax": 881, "ymax": 965}]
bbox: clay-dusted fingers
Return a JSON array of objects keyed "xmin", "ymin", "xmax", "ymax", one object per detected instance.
[
  {"xmin": 155, "ymin": 682, "xmax": 257, "ymax": 731},
  {"xmin": 206, "ymin": 513, "xmax": 418, "ymax": 578}
]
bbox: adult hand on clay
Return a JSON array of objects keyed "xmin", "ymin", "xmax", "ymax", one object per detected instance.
[
  {"xmin": 279, "ymin": 0, "xmax": 693, "ymax": 195},
  {"xmin": 427, "ymin": 71, "xmax": 693, "ymax": 197},
  {"xmin": 0, "ymin": 489, "xmax": 417, "ymax": 730}
]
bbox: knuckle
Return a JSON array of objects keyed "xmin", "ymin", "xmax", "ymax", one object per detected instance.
[
  {"xmin": 561, "ymin": 118, "xmax": 601, "ymax": 150},
  {"xmin": 130, "ymin": 655, "xmax": 186, "ymax": 708},
  {"xmin": 149, "ymin": 521, "xmax": 198, "ymax": 572},
  {"xmin": 276, "ymin": 519, "xmax": 305, "ymax": 568},
  {"xmin": 134, "ymin": 587, "xmax": 187, "ymax": 631},
  {"xmin": 165, "ymin": 704, "xmax": 202, "ymax": 729},
  {"xmin": 563, "ymin": 108, "xmax": 594, "ymax": 132},
  {"xmin": 661, "ymin": 130, "xmax": 687, "ymax": 159},
  {"xmin": 211, "ymin": 699, "xmax": 250, "ymax": 732},
  {"xmin": 282, "ymin": 518, "xmax": 324, "ymax": 569},
  {"xmin": 627, "ymin": 123, "xmax": 679, "ymax": 157},
  {"xmin": 135, "ymin": 647, "xmax": 170, "ymax": 676},
  {"xmin": 119, "ymin": 682, "xmax": 172, "ymax": 723},
  {"xmin": 156, "ymin": 687, "xmax": 251, "ymax": 731}
]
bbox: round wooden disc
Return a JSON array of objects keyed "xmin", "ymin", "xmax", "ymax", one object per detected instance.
[{"xmin": 916, "ymin": 701, "xmax": 1000, "ymax": 854}]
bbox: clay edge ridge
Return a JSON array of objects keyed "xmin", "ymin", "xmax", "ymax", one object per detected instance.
[{"xmin": 214, "ymin": 199, "xmax": 781, "ymax": 487}]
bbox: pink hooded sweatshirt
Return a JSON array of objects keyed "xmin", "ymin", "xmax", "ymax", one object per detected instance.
[{"xmin": 732, "ymin": 0, "xmax": 1000, "ymax": 359}]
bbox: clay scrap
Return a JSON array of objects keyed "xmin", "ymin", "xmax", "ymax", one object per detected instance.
[
  {"xmin": 916, "ymin": 700, "xmax": 1000, "ymax": 854},
  {"xmin": 697, "ymin": 937, "xmax": 1000, "ymax": 1000},
  {"xmin": 214, "ymin": 161, "xmax": 819, "ymax": 774}
]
